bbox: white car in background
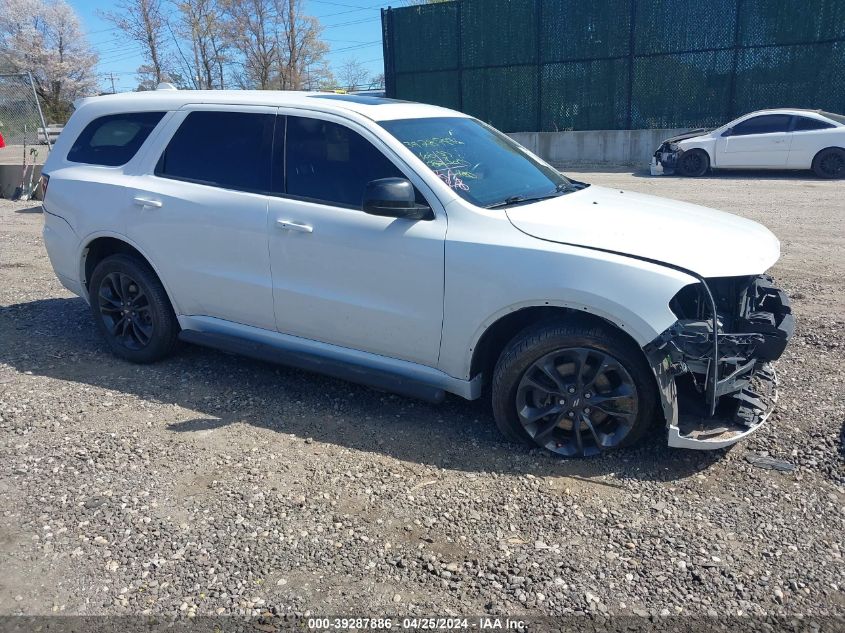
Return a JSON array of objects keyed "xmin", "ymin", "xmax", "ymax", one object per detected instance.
[{"xmin": 653, "ymin": 108, "xmax": 845, "ymax": 178}]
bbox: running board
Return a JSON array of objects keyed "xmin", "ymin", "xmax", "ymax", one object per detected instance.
[{"xmin": 178, "ymin": 330, "xmax": 447, "ymax": 404}]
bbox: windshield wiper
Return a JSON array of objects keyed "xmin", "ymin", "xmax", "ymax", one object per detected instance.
[{"xmin": 485, "ymin": 184, "xmax": 571, "ymax": 209}]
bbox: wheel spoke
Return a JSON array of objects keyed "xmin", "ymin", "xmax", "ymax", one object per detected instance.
[
  {"xmin": 538, "ymin": 358, "xmax": 568, "ymax": 393},
  {"xmin": 533, "ymin": 415, "xmax": 562, "ymax": 444},
  {"xmin": 571, "ymin": 416, "xmax": 584, "ymax": 454},
  {"xmin": 131, "ymin": 319, "xmax": 153, "ymax": 346},
  {"xmin": 519, "ymin": 403, "xmax": 562, "ymax": 425},
  {"xmin": 129, "ymin": 288, "xmax": 147, "ymax": 309},
  {"xmin": 119, "ymin": 273, "xmax": 133, "ymax": 302},
  {"xmin": 583, "ymin": 355, "xmax": 616, "ymax": 392},
  {"xmin": 581, "ymin": 413, "xmax": 602, "ymax": 446}
]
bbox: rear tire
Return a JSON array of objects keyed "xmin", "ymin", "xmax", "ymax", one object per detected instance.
[
  {"xmin": 491, "ymin": 320, "xmax": 657, "ymax": 458},
  {"xmin": 677, "ymin": 149, "xmax": 710, "ymax": 177},
  {"xmin": 88, "ymin": 253, "xmax": 179, "ymax": 363},
  {"xmin": 812, "ymin": 148, "xmax": 845, "ymax": 179}
]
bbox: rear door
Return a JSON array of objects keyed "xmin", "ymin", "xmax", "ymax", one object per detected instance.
[
  {"xmin": 127, "ymin": 106, "xmax": 277, "ymax": 330},
  {"xmin": 716, "ymin": 114, "xmax": 793, "ymax": 168}
]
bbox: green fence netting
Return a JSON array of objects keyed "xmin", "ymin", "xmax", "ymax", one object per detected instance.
[{"xmin": 382, "ymin": 0, "xmax": 845, "ymax": 132}]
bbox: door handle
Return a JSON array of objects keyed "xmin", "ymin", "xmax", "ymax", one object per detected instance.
[
  {"xmin": 276, "ymin": 219, "xmax": 313, "ymax": 233},
  {"xmin": 133, "ymin": 196, "xmax": 163, "ymax": 208}
]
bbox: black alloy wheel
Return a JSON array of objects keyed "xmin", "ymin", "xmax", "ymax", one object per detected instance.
[
  {"xmin": 89, "ymin": 253, "xmax": 179, "ymax": 363},
  {"xmin": 97, "ymin": 271, "xmax": 154, "ymax": 349},
  {"xmin": 813, "ymin": 148, "xmax": 845, "ymax": 179},
  {"xmin": 515, "ymin": 347, "xmax": 638, "ymax": 457},
  {"xmin": 677, "ymin": 149, "xmax": 709, "ymax": 177}
]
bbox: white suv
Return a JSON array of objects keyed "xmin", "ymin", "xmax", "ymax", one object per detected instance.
[{"xmin": 41, "ymin": 88, "xmax": 793, "ymax": 456}]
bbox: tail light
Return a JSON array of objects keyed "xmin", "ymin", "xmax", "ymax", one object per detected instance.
[{"xmin": 39, "ymin": 173, "xmax": 49, "ymax": 200}]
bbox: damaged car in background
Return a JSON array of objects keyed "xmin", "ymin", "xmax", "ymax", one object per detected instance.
[{"xmin": 652, "ymin": 108, "xmax": 845, "ymax": 178}]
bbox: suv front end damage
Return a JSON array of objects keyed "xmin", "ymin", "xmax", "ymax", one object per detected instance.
[{"xmin": 645, "ymin": 275, "xmax": 793, "ymax": 449}]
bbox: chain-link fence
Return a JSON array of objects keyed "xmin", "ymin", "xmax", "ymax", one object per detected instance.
[
  {"xmin": 0, "ymin": 72, "xmax": 50, "ymax": 149},
  {"xmin": 382, "ymin": 0, "xmax": 845, "ymax": 132}
]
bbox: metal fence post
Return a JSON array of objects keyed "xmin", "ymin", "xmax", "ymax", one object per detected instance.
[
  {"xmin": 456, "ymin": 0, "xmax": 463, "ymax": 111},
  {"xmin": 625, "ymin": 0, "xmax": 637, "ymax": 130},
  {"xmin": 381, "ymin": 8, "xmax": 395, "ymax": 98},
  {"xmin": 727, "ymin": 0, "xmax": 742, "ymax": 120},
  {"xmin": 27, "ymin": 71, "xmax": 51, "ymax": 150},
  {"xmin": 535, "ymin": 0, "xmax": 543, "ymax": 131}
]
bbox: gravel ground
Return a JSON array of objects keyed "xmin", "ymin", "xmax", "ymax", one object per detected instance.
[{"xmin": 0, "ymin": 169, "xmax": 843, "ymax": 621}]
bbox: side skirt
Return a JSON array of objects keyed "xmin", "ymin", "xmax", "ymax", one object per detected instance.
[{"xmin": 177, "ymin": 316, "xmax": 482, "ymax": 403}]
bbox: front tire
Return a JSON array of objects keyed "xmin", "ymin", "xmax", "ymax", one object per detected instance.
[
  {"xmin": 89, "ymin": 253, "xmax": 179, "ymax": 363},
  {"xmin": 491, "ymin": 320, "xmax": 657, "ymax": 457},
  {"xmin": 677, "ymin": 149, "xmax": 710, "ymax": 177},
  {"xmin": 812, "ymin": 148, "xmax": 845, "ymax": 179}
]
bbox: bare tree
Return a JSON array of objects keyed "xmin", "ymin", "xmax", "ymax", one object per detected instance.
[
  {"xmin": 171, "ymin": 0, "xmax": 229, "ymax": 89},
  {"xmin": 224, "ymin": 0, "xmax": 279, "ymax": 89},
  {"xmin": 102, "ymin": 0, "xmax": 169, "ymax": 86},
  {"xmin": 276, "ymin": 0, "xmax": 328, "ymax": 90},
  {"xmin": 0, "ymin": 0, "xmax": 98, "ymax": 120},
  {"xmin": 337, "ymin": 57, "xmax": 369, "ymax": 91}
]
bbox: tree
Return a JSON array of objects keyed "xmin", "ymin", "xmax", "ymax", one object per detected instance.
[
  {"xmin": 337, "ymin": 57, "xmax": 368, "ymax": 91},
  {"xmin": 224, "ymin": 0, "xmax": 279, "ymax": 89},
  {"xmin": 276, "ymin": 0, "xmax": 329, "ymax": 90},
  {"xmin": 171, "ymin": 0, "xmax": 230, "ymax": 89},
  {"xmin": 102, "ymin": 0, "xmax": 169, "ymax": 86},
  {"xmin": 0, "ymin": 0, "xmax": 98, "ymax": 121}
]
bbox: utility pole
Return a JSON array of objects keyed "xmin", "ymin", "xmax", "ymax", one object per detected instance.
[{"xmin": 107, "ymin": 73, "xmax": 117, "ymax": 94}]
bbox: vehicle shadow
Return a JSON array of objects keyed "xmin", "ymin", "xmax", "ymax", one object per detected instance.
[
  {"xmin": 628, "ymin": 167, "xmax": 824, "ymax": 181},
  {"xmin": 13, "ymin": 205, "xmax": 42, "ymax": 214},
  {"xmin": 0, "ymin": 297, "xmax": 724, "ymax": 482}
]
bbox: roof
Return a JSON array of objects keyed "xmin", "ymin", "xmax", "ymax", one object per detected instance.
[{"xmin": 75, "ymin": 90, "xmax": 466, "ymax": 123}]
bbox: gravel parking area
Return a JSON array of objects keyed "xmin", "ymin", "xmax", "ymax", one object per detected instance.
[{"xmin": 1, "ymin": 170, "xmax": 843, "ymax": 621}]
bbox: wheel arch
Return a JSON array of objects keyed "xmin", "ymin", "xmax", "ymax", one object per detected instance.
[
  {"xmin": 79, "ymin": 232, "xmax": 181, "ymax": 314},
  {"xmin": 812, "ymin": 145, "xmax": 845, "ymax": 162},
  {"xmin": 469, "ymin": 304, "xmax": 661, "ymax": 401}
]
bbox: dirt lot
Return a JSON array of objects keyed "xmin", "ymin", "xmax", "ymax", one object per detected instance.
[{"xmin": 0, "ymin": 170, "xmax": 843, "ymax": 621}]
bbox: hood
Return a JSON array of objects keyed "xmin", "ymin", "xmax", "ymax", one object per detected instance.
[
  {"xmin": 662, "ymin": 128, "xmax": 712, "ymax": 144},
  {"xmin": 506, "ymin": 186, "xmax": 780, "ymax": 278}
]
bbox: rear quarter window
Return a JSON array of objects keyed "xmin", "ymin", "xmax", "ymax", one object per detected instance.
[{"xmin": 66, "ymin": 112, "xmax": 165, "ymax": 166}]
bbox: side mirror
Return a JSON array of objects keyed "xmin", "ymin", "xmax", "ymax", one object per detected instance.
[{"xmin": 363, "ymin": 178, "xmax": 432, "ymax": 221}]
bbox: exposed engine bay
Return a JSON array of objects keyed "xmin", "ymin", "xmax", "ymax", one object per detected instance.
[{"xmin": 646, "ymin": 275, "xmax": 793, "ymax": 447}]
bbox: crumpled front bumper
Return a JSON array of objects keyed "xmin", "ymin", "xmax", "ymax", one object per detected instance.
[
  {"xmin": 650, "ymin": 146, "xmax": 679, "ymax": 176},
  {"xmin": 645, "ymin": 275, "xmax": 793, "ymax": 450}
]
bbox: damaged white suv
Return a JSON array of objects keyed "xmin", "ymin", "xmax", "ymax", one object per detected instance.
[{"xmin": 41, "ymin": 89, "xmax": 793, "ymax": 457}]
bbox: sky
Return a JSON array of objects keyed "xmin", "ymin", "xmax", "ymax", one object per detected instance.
[{"xmin": 68, "ymin": 0, "xmax": 392, "ymax": 93}]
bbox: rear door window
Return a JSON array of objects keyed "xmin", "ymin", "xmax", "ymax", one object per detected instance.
[
  {"xmin": 67, "ymin": 112, "xmax": 165, "ymax": 166},
  {"xmin": 155, "ymin": 110, "xmax": 275, "ymax": 193},
  {"xmin": 730, "ymin": 115, "xmax": 792, "ymax": 136},
  {"xmin": 793, "ymin": 117, "xmax": 834, "ymax": 132}
]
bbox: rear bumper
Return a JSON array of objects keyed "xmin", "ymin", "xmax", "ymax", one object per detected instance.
[{"xmin": 646, "ymin": 275, "xmax": 792, "ymax": 450}]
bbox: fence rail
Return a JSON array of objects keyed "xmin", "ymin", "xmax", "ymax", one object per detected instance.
[{"xmin": 382, "ymin": 0, "xmax": 845, "ymax": 132}]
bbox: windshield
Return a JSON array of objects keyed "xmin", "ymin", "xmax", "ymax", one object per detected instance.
[{"xmin": 380, "ymin": 117, "xmax": 573, "ymax": 208}]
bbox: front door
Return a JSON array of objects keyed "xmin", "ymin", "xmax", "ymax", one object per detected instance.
[
  {"xmin": 716, "ymin": 114, "xmax": 793, "ymax": 168},
  {"xmin": 127, "ymin": 106, "xmax": 277, "ymax": 330},
  {"xmin": 267, "ymin": 113, "xmax": 447, "ymax": 367}
]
